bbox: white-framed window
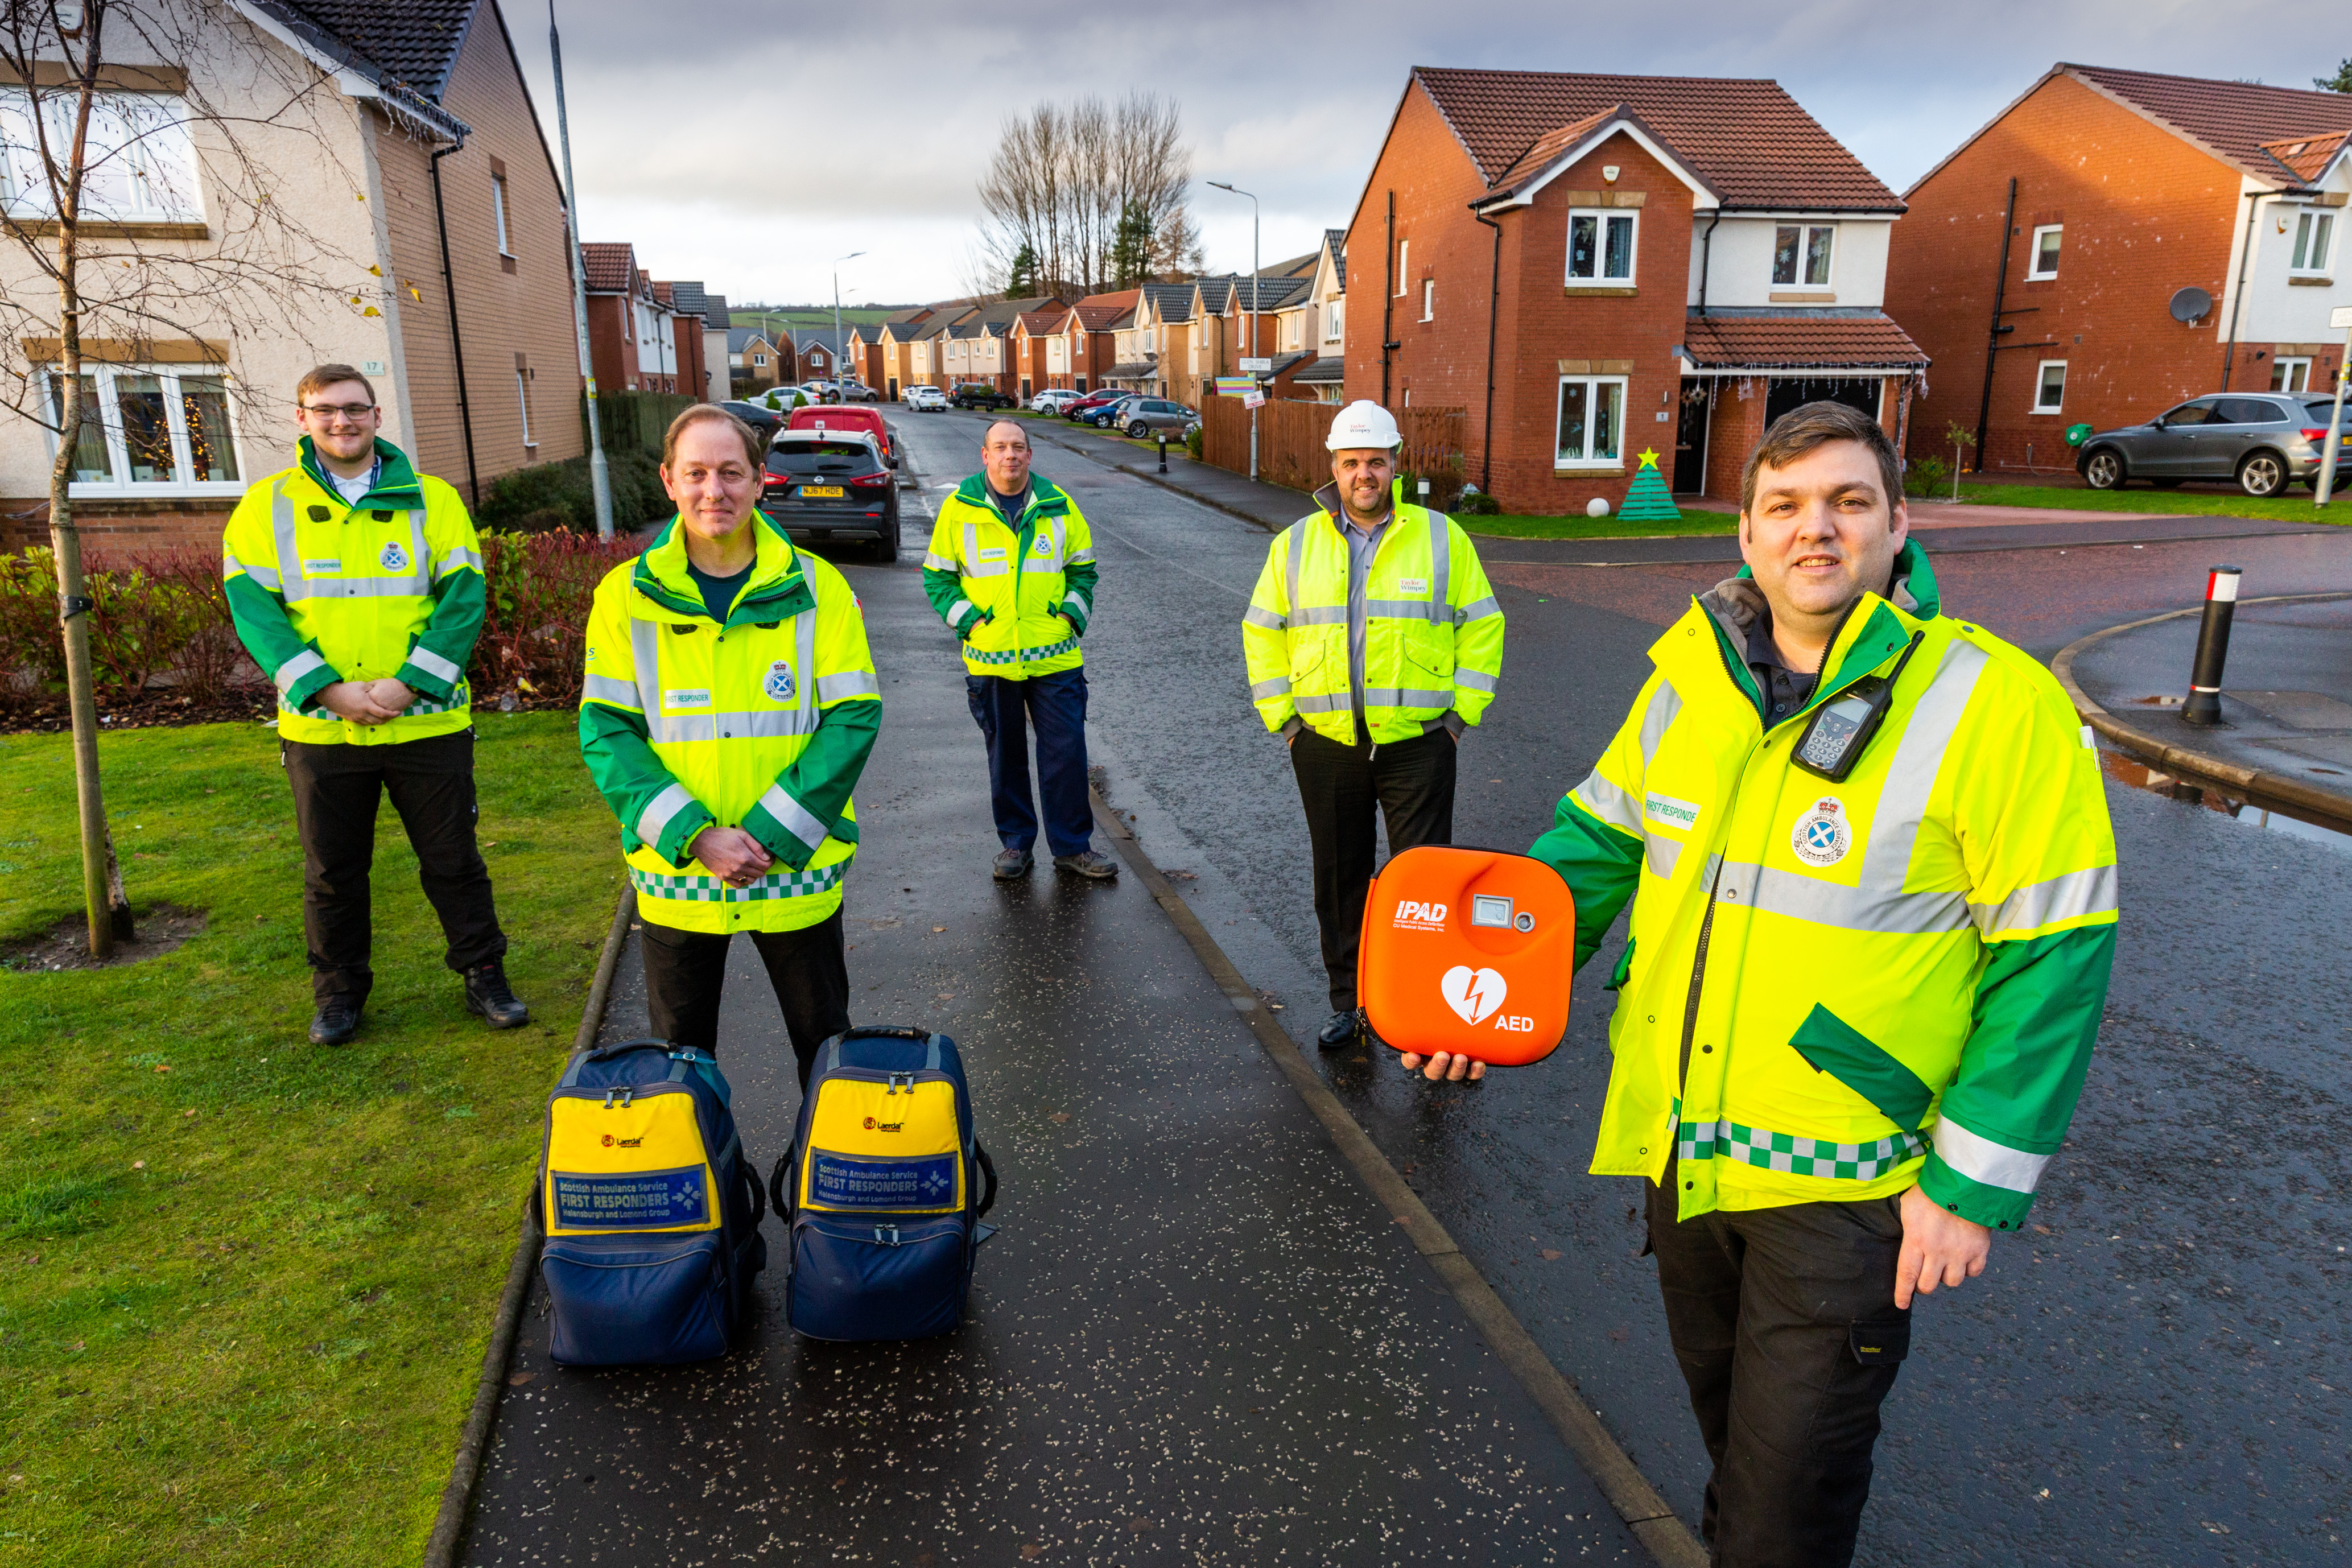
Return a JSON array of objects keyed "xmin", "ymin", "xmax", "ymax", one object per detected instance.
[
  {"xmin": 1421, "ymin": 278, "xmax": 1434, "ymax": 321},
  {"xmin": 492, "ymin": 174, "xmax": 511, "ymax": 255},
  {"xmin": 1325, "ymin": 299, "xmax": 1343, "ymax": 342},
  {"xmin": 752, "ymin": 352, "xmax": 766, "ymax": 368},
  {"xmin": 2027, "ymin": 224, "xmax": 2062, "ymax": 279},
  {"xmin": 1566, "ymin": 208, "xmax": 1637, "ymax": 284},
  {"xmin": 0, "ymin": 89, "xmax": 204, "ymax": 223},
  {"xmin": 1772, "ymin": 223, "xmax": 1835, "ymax": 288},
  {"xmin": 517, "ymin": 370, "xmax": 535, "ymax": 447},
  {"xmin": 2292, "ymin": 210, "xmax": 2336, "ymax": 275},
  {"xmin": 2270, "ymin": 356, "xmax": 2312, "ymax": 393},
  {"xmin": 2032, "ymin": 360, "xmax": 2067, "ymax": 413},
  {"xmin": 1396, "ymin": 240, "xmax": 1408, "ymax": 295},
  {"xmin": 47, "ymin": 365, "xmax": 244, "ymax": 495},
  {"xmin": 1555, "ymin": 375, "xmax": 1626, "ymax": 468}
]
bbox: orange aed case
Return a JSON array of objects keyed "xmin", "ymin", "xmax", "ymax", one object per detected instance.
[{"xmin": 1356, "ymin": 845, "xmax": 1575, "ymax": 1067}]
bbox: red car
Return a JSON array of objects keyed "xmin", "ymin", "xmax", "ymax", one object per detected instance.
[
  {"xmin": 1063, "ymin": 390, "xmax": 1127, "ymax": 423},
  {"xmin": 787, "ymin": 404, "xmax": 897, "ymax": 469}
]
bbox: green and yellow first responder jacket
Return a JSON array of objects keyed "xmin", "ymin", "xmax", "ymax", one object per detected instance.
[
  {"xmin": 221, "ymin": 437, "xmax": 484, "ymax": 745},
  {"xmin": 1241, "ymin": 480, "xmax": 1505, "ymax": 745},
  {"xmin": 922, "ymin": 474, "xmax": 1096, "ymax": 678},
  {"xmin": 1530, "ymin": 543, "xmax": 2117, "ymax": 1232},
  {"xmin": 578, "ymin": 513, "xmax": 881, "ymax": 934}
]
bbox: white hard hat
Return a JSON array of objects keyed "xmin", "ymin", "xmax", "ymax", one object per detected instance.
[{"xmin": 1326, "ymin": 399, "xmax": 1401, "ymax": 452}]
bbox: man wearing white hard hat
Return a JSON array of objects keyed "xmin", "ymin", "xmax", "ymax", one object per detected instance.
[{"xmin": 1241, "ymin": 399, "xmax": 1506, "ymax": 1054}]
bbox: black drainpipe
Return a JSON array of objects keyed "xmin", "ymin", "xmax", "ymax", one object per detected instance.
[
  {"xmin": 1381, "ymin": 189, "xmax": 1397, "ymax": 411},
  {"xmin": 1474, "ymin": 203, "xmax": 1502, "ymax": 494},
  {"xmin": 1697, "ymin": 209, "xmax": 1722, "ymax": 315},
  {"xmin": 1972, "ymin": 177, "xmax": 2019, "ymax": 472},
  {"xmin": 2221, "ymin": 189, "xmax": 2265, "ymax": 391},
  {"xmin": 429, "ymin": 139, "xmax": 482, "ymax": 508}
]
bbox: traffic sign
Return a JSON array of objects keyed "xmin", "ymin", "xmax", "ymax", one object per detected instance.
[{"xmin": 1239, "ymin": 357, "xmax": 1273, "ymax": 373}]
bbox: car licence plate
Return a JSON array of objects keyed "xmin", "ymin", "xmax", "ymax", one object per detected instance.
[{"xmin": 802, "ymin": 485, "xmax": 844, "ymax": 498}]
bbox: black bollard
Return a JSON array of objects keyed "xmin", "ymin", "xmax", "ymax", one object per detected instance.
[
  {"xmin": 1158, "ymin": 435, "xmax": 1167, "ymax": 474},
  {"xmin": 2181, "ymin": 566, "xmax": 2242, "ymax": 727}
]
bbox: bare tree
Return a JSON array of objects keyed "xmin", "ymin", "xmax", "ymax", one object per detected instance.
[
  {"xmin": 0, "ymin": 0, "xmax": 376, "ymax": 954},
  {"xmin": 976, "ymin": 91, "xmax": 1193, "ymax": 297}
]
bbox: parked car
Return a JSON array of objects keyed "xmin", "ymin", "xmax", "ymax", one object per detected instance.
[
  {"xmin": 904, "ymin": 385, "xmax": 947, "ymax": 412},
  {"xmin": 951, "ymin": 382, "xmax": 1016, "ymax": 411},
  {"xmin": 1085, "ymin": 395, "xmax": 1140, "ymax": 429},
  {"xmin": 1030, "ymin": 388, "xmax": 1082, "ymax": 414},
  {"xmin": 761, "ymin": 430, "xmax": 900, "ymax": 562},
  {"xmin": 838, "ymin": 381, "xmax": 882, "ymax": 403},
  {"xmin": 720, "ymin": 399, "xmax": 784, "ymax": 443},
  {"xmin": 762, "ymin": 385, "xmax": 811, "ymax": 411},
  {"xmin": 788, "ymin": 403, "xmax": 898, "ymax": 468},
  {"xmin": 1120, "ymin": 397, "xmax": 1197, "ymax": 439},
  {"xmin": 1064, "ymin": 390, "xmax": 1127, "ymax": 423},
  {"xmin": 2077, "ymin": 393, "xmax": 2352, "ymax": 497}
]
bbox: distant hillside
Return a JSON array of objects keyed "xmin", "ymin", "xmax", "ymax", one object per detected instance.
[{"xmin": 728, "ymin": 305, "xmax": 902, "ymax": 327}]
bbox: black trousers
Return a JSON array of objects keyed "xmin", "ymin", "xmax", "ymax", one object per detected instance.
[
  {"xmin": 282, "ymin": 730, "xmax": 506, "ymax": 1005},
  {"xmin": 1288, "ymin": 726, "xmax": 1456, "ymax": 1011},
  {"xmin": 965, "ymin": 668, "xmax": 1094, "ymax": 857},
  {"xmin": 639, "ymin": 910, "xmax": 851, "ymax": 1091},
  {"xmin": 1647, "ymin": 1164, "xmax": 1911, "ymax": 1568}
]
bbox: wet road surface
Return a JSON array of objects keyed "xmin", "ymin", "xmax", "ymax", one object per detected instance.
[
  {"xmin": 458, "ymin": 513, "xmax": 1644, "ymax": 1564},
  {"xmin": 882, "ymin": 410, "xmax": 2352, "ymax": 1566}
]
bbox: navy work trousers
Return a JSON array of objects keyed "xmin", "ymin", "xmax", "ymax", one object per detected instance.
[{"xmin": 965, "ymin": 668, "xmax": 1094, "ymax": 858}]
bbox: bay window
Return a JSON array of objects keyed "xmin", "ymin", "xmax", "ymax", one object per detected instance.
[{"xmin": 1555, "ymin": 375, "xmax": 1626, "ymax": 468}]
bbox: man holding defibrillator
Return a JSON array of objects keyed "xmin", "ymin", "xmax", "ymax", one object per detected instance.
[{"xmin": 1416, "ymin": 402, "xmax": 2117, "ymax": 1565}]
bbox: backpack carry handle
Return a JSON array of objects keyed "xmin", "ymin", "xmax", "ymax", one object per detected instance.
[
  {"xmin": 741, "ymin": 1154, "xmax": 766, "ymax": 1231},
  {"xmin": 847, "ymin": 1025, "xmax": 931, "ymax": 1041},
  {"xmin": 768, "ymin": 1142, "xmax": 798, "ymax": 1223},
  {"xmin": 971, "ymin": 1140, "xmax": 998, "ymax": 1219}
]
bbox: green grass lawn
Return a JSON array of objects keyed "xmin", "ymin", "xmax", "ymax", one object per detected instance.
[
  {"xmin": 0, "ymin": 713, "xmax": 620, "ymax": 1567},
  {"xmin": 1464, "ymin": 511, "xmax": 1739, "ymax": 540},
  {"xmin": 1946, "ymin": 479, "xmax": 2352, "ymax": 523}
]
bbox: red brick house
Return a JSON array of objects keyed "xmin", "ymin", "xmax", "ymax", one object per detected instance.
[
  {"xmin": 583, "ymin": 244, "xmax": 679, "ymax": 393},
  {"xmin": 651, "ymin": 280, "xmax": 711, "ymax": 405},
  {"xmin": 1886, "ymin": 65, "xmax": 2352, "ymax": 480},
  {"xmin": 1347, "ymin": 69, "xmax": 1925, "ymax": 510},
  {"xmin": 1013, "ymin": 304, "xmax": 1073, "ymax": 397},
  {"xmin": 1063, "ymin": 291, "xmax": 1138, "ymax": 393}
]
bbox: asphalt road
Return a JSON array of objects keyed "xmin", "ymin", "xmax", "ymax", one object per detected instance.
[{"xmin": 886, "ymin": 407, "xmax": 2352, "ymax": 1567}]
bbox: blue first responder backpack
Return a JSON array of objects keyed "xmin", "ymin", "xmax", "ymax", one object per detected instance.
[
  {"xmin": 538, "ymin": 1039, "xmax": 766, "ymax": 1366},
  {"xmin": 769, "ymin": 1026, "xmax": 998, "ymax": 1341}
]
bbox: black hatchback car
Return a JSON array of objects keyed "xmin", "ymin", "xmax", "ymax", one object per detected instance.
[
  {"xmin": 761, "ymin": 431, "xmax": 900, "ymax": 562},
  {"xmin": 721, "ymin": 399, "xmax": 784, "ymax": 444},
  {"xmin": 950, "ymin": 382, "xmax": 1016, "ymax": 411}
]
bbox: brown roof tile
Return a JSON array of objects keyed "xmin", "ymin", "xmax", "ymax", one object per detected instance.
[
  {"xmin": 580, "ymin": 241, "xmax": 636, "ymax": 293},
  {"xmin": 1681, "ymin": 314, "xmax": 1928, "ymax": 370},
  {"xmin": 1016, "ymin": 306, "xmax": 1072, "ymax": 333},
  {"xmin": 1073, "ymin": 290, "xmax": 1139, "ymax": 329},
  {"xmin": 2067, "ymin": 65, "xmax": 2352, "ymax": 184},
  {"xmin": 2262, "ymin": 131, "xmax": 2349, "ymax": 182},
  {"xmin": 1413, "ymin": 67, "xmax": 1900, "ymax": 212}
]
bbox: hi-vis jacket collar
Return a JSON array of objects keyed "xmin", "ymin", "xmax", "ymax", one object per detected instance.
[
  {"xmin": 950, "ymin": 473, "xmax": 1071, "ymax": 524},
  {"xmin": 632, "ymin": 511, "xmax": 816, "ymax": 628},
  {"xmin": 296, "ymin": 435, "xmax": 426, "ymax": 513},
  {"xmin": 1695, "ymin": 539, "xmax": 1942, "ymax": 723},
  {"xmin": 1309, "ymin": 474, "xmax": 1409, "ymax": 527}
]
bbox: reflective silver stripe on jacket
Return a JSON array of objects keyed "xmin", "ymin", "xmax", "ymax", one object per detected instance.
[
  {"xmin": 1427, "ymin": 510, "xmax": 1450, "ymax": 611},
  {"xmin": 1931, "ymin": 1117, "xmax": 2051, "ymax": 1192},
  {"xmin": 274, "ymin": 647, "xmax": 327, "ymax": 696},
  {"xmin": 816, "ymin": 669, "xmax": 880, "ymax": 703},
  {"xmin": 644, "ymin": 709, "xmax": 822, "ymax": 744},
  {"xmin": 1967, "ymin": 864, "xmax": 2119, "ymax": 938},
  {"xmin": 1568, "ymin": 769, "xmax": 1644, "ymax": 835},
  {"xmin": 1453, "ymin": 668, "xmax": 1498, "ymax": 694},
  {"xmin": 1713, "ymin": 860, "xmax": 1973, "ymax": 935},
  {"xmin": 923, "ymin": 551, "xmax": 957, "ymax": 573},
  {"xmin": 406, "ymin": 645, "xmax": 462, "ymax": 686},
  {"xmin": 224, "ymin": 551, "xmax": 281, "ymax": 591},
  {"xmin": 1637, "ymin": 679, "xmax": 1683, "ymax": 765},
  {"xmin": 637, "ymin": 781, "xmax": 696, "ymax": 846},
  {"xmin": 961, "ymin": 522, "xmax": 1010, "ymax": 577},
  {"xmin": 582, "ymin": 672, "xmax": 639, "ymax": 708},
  {"xmin": 1282, "ymin": 520, "xmax": 1308, "ymax": 623},
  {"xmin": 435, "ymin": 540, "xmax": 483, "ymax": 577},
  {"xmin": 1244, "ymin": 604, "xmax": 1286, "ymax": 630},
  {"xmin": 1367, "ymin": 597, "xmax": 1443, "ymax": 621},
  {"xmin": 1251, "ymin": 677, "xmax": 1293, "ymax": 702},
  {"xmin": 947, "ymin": 599, "xmax": 975, "ymax": 629},
  {"xmin": 757, "ymin": 782, "xmax": 830, "ymax": 851},
  {"xmin": 1296, "ymin": 686, "xmax": 1451, "ymax": 713},
  {"xmin": 1645, "ymin": 832, "xmax": 1682, "ymax": 879},
  {"xmin": 1455, "ymin": 594, "xmax": 1501, "ymax": 624},
  {"xmin": 1288, "ymin": 605, "xmax": 1348, "ymax": 625},
  {"xmin": 1066, "ymin": 545, "xmax": 1095, "ymax": 564}
]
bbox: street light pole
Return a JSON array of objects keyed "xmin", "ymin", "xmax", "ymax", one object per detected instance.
[
  {"xmin": 1208, "ymin": 181, "xmax": 1260, "ymax": 480},
  {"xmin": 834, "ymin": 251, "xmax": 864, "ymax": 398},
  {"xmin": 550, "ymin": 0, "xmax": 613, "ymax": 536}
]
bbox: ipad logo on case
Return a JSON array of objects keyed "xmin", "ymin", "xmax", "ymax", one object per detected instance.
[
  {"xmin": 1441, "ymin": 964, "xmax": 1508, "ymax": 1025},
  {"xmin": 1393, "ymin": 899, "xmax": 1447, "ymax": 931}
]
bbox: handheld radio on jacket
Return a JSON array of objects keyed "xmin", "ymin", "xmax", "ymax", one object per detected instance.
[{"xmin": 1356, "ymin": 845, "xmax": 1575, "ymax": 1067}]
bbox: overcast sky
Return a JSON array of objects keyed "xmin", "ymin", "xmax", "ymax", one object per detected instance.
[{"xmin": 515, "ymin": 0, "xmax": 2342, "ymax": 307}]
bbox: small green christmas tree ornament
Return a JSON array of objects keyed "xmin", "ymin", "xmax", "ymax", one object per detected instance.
[{"xmin": 1617, "ymin": 447, "xmax": 1682, "ymax": 522}]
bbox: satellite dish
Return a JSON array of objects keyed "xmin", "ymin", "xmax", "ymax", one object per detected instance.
[{"xmin": 2171, "ymin": 286, "xmax": 2213, "ymax": 325}]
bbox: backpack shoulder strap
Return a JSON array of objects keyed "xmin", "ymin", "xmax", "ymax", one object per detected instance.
[{"xmin": 925, "ymin": 1035, "xmax": 943, "ymax": 1072}]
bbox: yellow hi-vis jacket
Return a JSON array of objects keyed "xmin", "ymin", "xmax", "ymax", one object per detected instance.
[
  {"xmin": 221, "ymin": 438, "xmax": 484, "ymax": 745},
  {"xmin": 921, "ymin": 475, "xmax": 1097, "ymax": 678},
  {"xmin": 579, "ymin": 513, "xmax": 881, "ymax": 934},
  {"xmin": 1242, "ymin": 481, "xmax": 1504, "ymax": 745},
  {"xmin": 1529, "ymin": 557, "xmax": 2117, "ymax": 1232}
]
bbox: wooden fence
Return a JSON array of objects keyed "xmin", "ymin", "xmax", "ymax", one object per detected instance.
[{"xmin": 1202, "ymin": 397, "xmax": 1468, "ymax": 507}]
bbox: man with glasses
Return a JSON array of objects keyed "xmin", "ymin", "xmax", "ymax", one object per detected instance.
[{"xmin": 222, "ymin": 364, "xmax": 527, "ymax": 1046}]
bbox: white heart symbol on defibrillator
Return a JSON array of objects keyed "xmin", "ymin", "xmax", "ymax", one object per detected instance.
[{"xmin": 1439, "ymin": 965, "xmax": 1508, "ymax": 1026}]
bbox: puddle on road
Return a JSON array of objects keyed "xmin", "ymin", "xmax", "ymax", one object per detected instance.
[{"xmin": 2099, "ymin": 750, "xmax": 2352, "ymax": 856}]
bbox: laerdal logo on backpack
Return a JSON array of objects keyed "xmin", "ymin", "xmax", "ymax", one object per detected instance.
[{"xmin": 1393, "ymin": 899, "xmax": 1447, "ymax": 931}]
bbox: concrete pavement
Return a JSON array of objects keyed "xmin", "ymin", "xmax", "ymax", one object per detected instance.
[
  {"xmin": 457, "ymin": 513, "xmax": 1647, "ymax": 1564},
  {"xmin": 886, "ymin": 408, "xmax": 2352, "ymax": 1567}
]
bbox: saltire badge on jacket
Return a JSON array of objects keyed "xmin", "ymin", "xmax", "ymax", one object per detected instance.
[
  {"xmin": 380, "ymin": 540, "xmax": 409, "ymax": 571},
  {"xmin": 763, "ymin": 659, "xmax": 795, "ymax": 702}
]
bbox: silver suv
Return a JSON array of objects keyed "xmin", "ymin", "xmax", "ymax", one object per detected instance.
[
  {"xmin": 1119, "ymin": 397, "xmax": 1199, "ymax": 438},
  {"xmin": 2077, "ymin": 393, "xmax": 2350, "ymax": 497}
]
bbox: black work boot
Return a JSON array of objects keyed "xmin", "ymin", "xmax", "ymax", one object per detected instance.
[
  {"xmin": 463, "ymin": 962, "xmax": 530, "ymax": 1029},
  {"xmin": 1317, "ymin": 1009, "xmax": 1361, "ymax": 1050},
  {"xmin": 310, "ymin": 995, "xmax": 362, "ymax": 1047}
]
